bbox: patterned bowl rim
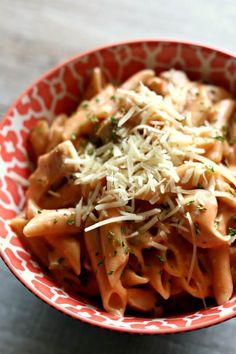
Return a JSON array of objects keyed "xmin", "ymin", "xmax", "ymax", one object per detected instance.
[{"xmin": 0, "ymin": 39, "xmax": 236, "ymax": 334}]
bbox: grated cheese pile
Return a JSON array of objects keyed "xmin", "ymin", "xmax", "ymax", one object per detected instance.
[{"xmin": 64, "ymin": 82, "xmax": 236, "ymax": 238}]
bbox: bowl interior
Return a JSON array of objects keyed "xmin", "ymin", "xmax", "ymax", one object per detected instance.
[{"xmin": 1, "ymin": 40, "xmax": 236, "ymax": 334}]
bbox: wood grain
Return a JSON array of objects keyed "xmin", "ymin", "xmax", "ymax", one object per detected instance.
[{"xmin": 0, "ymin": 0, "xmax": 236, "ymax": 353}]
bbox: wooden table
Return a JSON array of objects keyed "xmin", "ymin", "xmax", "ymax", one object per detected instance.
[{"xmin": 0, "ymin": 0, "xmax": 236, "ymax": 353}]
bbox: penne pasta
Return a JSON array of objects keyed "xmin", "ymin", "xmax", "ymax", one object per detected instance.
[
  {"xmin": 11, "ymin": 68, "xmax": 236, "ymax": 317},
  {"xmin": 209, "ymin": 245, "xmax": 233, "ymax": 305}
]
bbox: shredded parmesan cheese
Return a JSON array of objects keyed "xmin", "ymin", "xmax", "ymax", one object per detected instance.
[{"xmin": 85, "ymin": 215, "xmax": 144, "ymax": 232}]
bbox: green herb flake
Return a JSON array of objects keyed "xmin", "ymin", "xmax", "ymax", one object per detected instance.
[
  {"xmin": 195, "ymin": 92, "xmax": 199, "ymax": 97},
  {"xmin": 97, "ymin": 257, "xmax": 105, "ymax": 267},
  {"xmin": 87, "ymin": 148, "xmax": 94, "ymax": 156},
  {"xmin": 228, "ymin": 227, "xmax": 236, "ymax": 237},
  {"xmin": 81, "ymin": 102, "xmax": 89, "ymax": 109},
  {"xmin": 116, "ymin": 238, "xmax": 121, "ymax": 246},
  {"xmin": 71, "ymin": 132, "xmax": 77, "ymax": 141},
  {"xmin": 196, "ymin": 203, "xmax": 207, "ymax": 212},
  {"xmin": 228, "ymin": 188, "xmax": 236, "ymax": 195},
  {"xmin": 87, "ymin": 114, "xmax": 98, "ymax": 123},
  {"xmin": 110, "ymin": 116, "xmax": 117, "ymax": 125},
  {"xmin": 206, "ymin": 165, "xmax": 215, "ymax": 173},
  {"xmin": 214, "ymin": 219, "xmax": 220, "ymax": 229},
  {"xmin": 197, "ymin": 183, "xmax": 204, "ymax": 189},
  {"xmin": 194, "ymin": 222, "xmax": 201, "ymax": 235},
  {"xmin": 37, "ymin": 210, "xmax": 42, "ymax": 214},
  {"xmin": 107, "ymin": 270, "xmax": 114, "ymax": 275},
  {"xmin": 111, "ymin": 131, "xmax": 118, "ymax": 142},
  {"xmin": 110, "ymin": 95, "xmax": 117, "ymax": 101},
  {"xmin": 212, "ymin": 135, "xmax": 225, "ymax": 142},
  {"xmin": 93, "ymin": 124, "xmax": 100, "ymax": 131},
  {"xmin": 107, "ymin": 231, "xmax": 115, "ymax": 241},
  {"xmin": 66, "ymin": 219, "xmax": 75, "ymax": 225},
  {"xmin": 95, "ymin": 98, "xmax": 100, "ymax": 103},
  {"xmin": 125, "ymin": 247, "xmax": 129, "ymax": 255},
  {"xmin": 53, "ymin": 219, "xmax": 58, "ymax": 224},
  {"xmin": 156, "ymin": 255, "xmax": 166, "ymax": 263},
  {"xmin": 121, "ymin": 241, "xmax": 125, "ymax": 247},
  {"xmin": 186, "ymin": 200, "xmax": 194, "ymax": 206}
]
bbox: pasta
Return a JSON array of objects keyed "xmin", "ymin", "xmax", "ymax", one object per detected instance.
[{"xmin": 11, "ymin": 67, "xmax": 236, "ymax": 317}]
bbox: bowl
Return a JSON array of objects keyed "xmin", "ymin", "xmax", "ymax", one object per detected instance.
[{"xmin": 1, "ymin": 39, "xmax": 236, "ymax": 334}]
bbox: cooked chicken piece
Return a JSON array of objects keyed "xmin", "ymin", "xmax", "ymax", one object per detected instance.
[{"xmin": 28, "ymin": 140, "xmax": 78, "ymax": 204}]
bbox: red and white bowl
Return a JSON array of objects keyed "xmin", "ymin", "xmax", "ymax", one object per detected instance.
[{"xmin": 1, "ymin": 40, "xmax": 236, "ymax": 334}]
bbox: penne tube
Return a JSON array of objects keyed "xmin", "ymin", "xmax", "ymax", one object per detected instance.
[
  {"xmin": 23, "ymin": 209, "xmax": 81, "ymax": 237},
  {"xmin": 84, "ymin": 217, "xmax": 127, "ymax": 316},
  {"xmin": 209, "ymin": 245, "xmax": 233, "ymax": 305}
]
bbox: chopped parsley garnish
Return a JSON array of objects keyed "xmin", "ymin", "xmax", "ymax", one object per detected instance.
[
  {"xmin": 156, "ymin": 255, "xmax": 166, "ymax": 263},
  {"xmin": 66, "ymin": 219, "xmax": 75, "ymax": 225},
  {"xmin": 107, "ymin": 270, "xmax": 114, "ymax": 275},
  {"xmin": 71, "ymin": 132, "xmax": 77, "ymax": 140},
  {"xmin": 110, "ymin": 95, "xmax": 117, "ymax": 101},
  {"xmin": 228, "ymin": 188, "xmax": 235, "ymax": 195},
  {"xmin": 197, "ymin": 183, "xmax": 204, "ymax": 189},
  {"xmin": 97, "ymin": 257, "xmax": 105, "ymax": 267},
  {"xmin": 87, "ymin": 114, "xmax": 98, "ymax": 123},
  {"xmin": 107, "ymin": 231, "xmax": 115, "ymax": 240},
  {"xmin": 125, "ymin": 247, "xmax": 129, "ymax": 255},
  {"xmin": 186, "ymin": 200, "xmax": 194, "ymax": 206},
  {"xmin": 214, "ymin": 219, "xmax": 220, "ymax": 229},
  {"xmin": 87, "ymin": 148, "xmax": 94, "ymax": 156},
  {"xmin": 37, "ymin": 210, "xmax": 42, "ymax": 214},
  {"xmin": 53, "ymin": 219, "xmax": 58, "ymax": 224},
  {"xmin": 95, "ymin": 98, "xmax": 100, "ymax": 103},
  {"xmin": 195, "ymin": 92, "xmax": 199, "ymax": 96},
  {"xmin": 112, "ymin": 250, "xmax": 117, "ymax": 257},
  {"xmin": 81, "ymin": 102, "xmax": 89, "ymax": 109},
  {"xmin": 196, "ymin": 203, "xmax": 207, "ymax": 212},
  {"xmin": 228, "ymin": 227, "xmax": 236, "ymax": 237},
  {"xmin": 194, "ymin": 222, "xmax": 201, "ymax": 235},
  {"xmin": 212, "ymin": 135, "xmax": 225, "ymax": 142},
  {"xmin": 110, "ymin": 116, "xmax": 117, "ymax": 125},
  {"xmin": 116, "ymin": 238, "xmax": 121, "ymax": 246},
  {"xmin": 111, "ymin": 131, "xmax": 118, "ymax": 142},
  {"xmin": 206, "ymin": 165, "xmax": 215, "ymax": 173},
  {"xmin": 93, "ymin": 123, "xmax": 100, "ymax": 131}
]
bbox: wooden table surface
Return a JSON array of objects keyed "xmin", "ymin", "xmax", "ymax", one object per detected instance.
[{"xmin": 1, "ymin": 0, "xmax": 236, "ymax": 353}]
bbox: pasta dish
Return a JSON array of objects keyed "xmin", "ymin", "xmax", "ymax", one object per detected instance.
[{"xmin": 11, "ymin": 68, "xmax": 236, "ymax": 316}]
